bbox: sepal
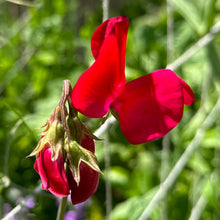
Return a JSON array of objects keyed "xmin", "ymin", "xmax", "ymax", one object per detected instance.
[
  {"xmin": 65, "ymin": 140, "xmax": 102, "ymax": 186},
  {"xmin": 28, "ymin": 105, "xmax": 64, "ymax": 161},
  {"xmin": 67, "ymin": 115, "xmax": 101, "ymax": 142}
]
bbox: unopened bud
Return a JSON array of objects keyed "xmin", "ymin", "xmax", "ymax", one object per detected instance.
[{"xmin": 65, "ymin": 140, "xmax": 102, "ymax": 186}]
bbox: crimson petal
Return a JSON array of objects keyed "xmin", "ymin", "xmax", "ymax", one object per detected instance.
[
  {"xmin": 111, "ymin": 69, "xmax": 195, "ymax": 144},
  {"xmin": 71, "ymin": 16, "xmax": 129, "ymax": 118},
  {"xmin": 69, "ymin": 162, "xmax": 99, "ymax": 205},
  {"xmin": 81, "ymin": 134, "xmax": 95, "ymax": 153},
  {"xmin": 34, "ymin": 145, "xmax": 69, "ymax": 197},
  {"xmin": 177, "ymin": 76, "xmax": 195, "ymax": 105}
]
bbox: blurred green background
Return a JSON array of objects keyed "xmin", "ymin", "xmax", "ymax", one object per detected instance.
[{"xmin": 0, "ymin": 0, "xmax": 220, "ymax": 219}]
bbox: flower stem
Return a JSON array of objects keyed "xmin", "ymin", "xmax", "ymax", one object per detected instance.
[{"xmin": 56, "ymin": 197, "xmax": 68, "ymax": 220}]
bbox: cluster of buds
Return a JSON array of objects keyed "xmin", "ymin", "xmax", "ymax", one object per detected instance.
[{"xmin": 28, "ymin": 80, "xmax": 101, "ymax": 205}]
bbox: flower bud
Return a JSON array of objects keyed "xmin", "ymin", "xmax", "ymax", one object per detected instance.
[
  {"xmin": 64, "ymin": 138, "xmax": 101, "ymax": 186},
  {"xmin": 67, "ymin": 135, "xmax": 100, "ymax": 205}
]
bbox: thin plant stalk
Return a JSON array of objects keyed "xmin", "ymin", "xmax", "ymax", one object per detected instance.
[
  {"xmin": 2, "ymin": 201, "xmax": 26, "ymax": 220},
  {"xmin": 102, "ymin": 0, "xmax": 109, "ymax": 21},
  {"xmin": 188, "ymin": 195, "xmax": 207, "ymax": 220},
  {"xmin": 104, "ymin": 131, "xmax": 112, "ymax": 220},
  {"xmin": 166, "ymin": 0, "xmax": 174, "ymax": 64},
  {"xmin": 160, "ymin": 1, "xmax": 174, "ymax": 219},
  {"xmin": 56, "ymin": 197, "xmax": 68, "ymax": 220},
  {"xmin": 160, "ymin": 135, "xmax": 170, "ymax": 220},
  {"xmin": 167, "ymin": 21, "xmax": 220, "ymax": 70},
  {"xmin": 102, "ymin": 2, "xmax": 112, "ymax": 219}
]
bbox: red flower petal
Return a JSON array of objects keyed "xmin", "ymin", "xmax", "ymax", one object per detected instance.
[
  {"xmin": 69, "ymin": 135, "xmax": 99, "ymax": 205},
  {"xmin": 111, "ymin": 69, "xmax": 194, "ymax": 144},
  {"xmin": 91, "ymin": 16, "xmax": 128, "ymax": 65},
  {"xmin": 69, "ymin": 162, "xmax": 99, "ymax": 205},
  {"xmin": 177, "ymin": 76, "xmax": 195, "ymax": 105},
  {"xmin": 71, "ymin": 16, "xmax": 129, "ymax": 118},
  {"xmin": 81, "ymin": 134, "xmax": 95, "ymax": 153},
  {"xmin": 34, "ymin": 145, "xmax": 69, "ymax": 197}
]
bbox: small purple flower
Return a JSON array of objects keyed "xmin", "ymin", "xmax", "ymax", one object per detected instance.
[
  {"xmin": 25, "ymin": 197, "xmax": 35, "ymax": 209},
  {"xmin": 64, "ymin": 201, "xmax": 87, "ymax": 220},
  {"xmin": 3, "ymin": 203, "xmax": 12, "ymax": 214},
  {"xmin": 3, "ymin": 203, "xmax": 15, "ymax": 220},
  {"xmin": 64, "ymin": 211, "xmax": 78, "ymax": 220},
  {"xmin": 16, "ymin": 196, "xmax": 35, "ymax": 211}
]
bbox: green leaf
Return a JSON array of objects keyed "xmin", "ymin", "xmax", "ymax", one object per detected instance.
[
  {"xmin": 188, "ymin": 153, "xmax": 210, "ymax": 175},
  {"xmin": 201, "ymin": 128, "xmax": 220, "ymax": 149},
  {"xmin": 172, "ymin": 0, "xmax": 204, "ymax": 35},
  {"xmin": 6, "ymin": 0, "xmax": 35, "ymax": 7},
  {"xmin": 206, "ymin": 42, "xmax": 220, "ymax": 84},
  {"xmin": 107, "ymin": 166, "xmax": 129, "ymax": 187},
  {"xmin": 111, "ymin": 187, "xmax": 159, "ymax": 220},
  {"xmin": 35, "ymin": 50, "xmax": 57, "ymax": 65},
  {"xmin": 202, "ymin": 0, "xmax": 217, "ymax": 30}
]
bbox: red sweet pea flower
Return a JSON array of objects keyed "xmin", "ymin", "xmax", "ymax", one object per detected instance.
[
  {"xmin": 34, "ymin": 135, "xmax": 99, "ymax": 204},
  {"xmin": 71, "ymin": 16, "xmax": 194, "ymax": 144}
]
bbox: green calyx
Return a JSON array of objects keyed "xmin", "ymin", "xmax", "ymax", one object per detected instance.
[
  {"xmin": 65, "ymin": 140, "xmax": 102, "ymax": 186},
  {"xmin": 66, "ymin": 116, "xmax": 82, "ymax": 143},
  {"xmin": 66, "ymin": 115, "xmax": 100, "ymax": 143}
]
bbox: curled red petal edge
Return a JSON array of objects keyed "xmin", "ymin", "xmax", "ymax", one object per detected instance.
[
  {"xmin": 177, "ymin": 76, "xmax": 195, "ymax": 105},
  {"xmin": 34, "ymin": 145, "xmax": 70, "ymax": 197},
  {"xmin": 91, "ymin": 16, "xmax": 129, "ymax": 60}
]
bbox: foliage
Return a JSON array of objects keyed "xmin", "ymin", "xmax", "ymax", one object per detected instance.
[{"xmin": 0, "ymin": 0, "xmax": 220, "ymax": 219}]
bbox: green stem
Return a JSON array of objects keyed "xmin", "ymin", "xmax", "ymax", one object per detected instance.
[{"xmin": 56, "ymin": 197, "xmax": 68, "ymax": 220}]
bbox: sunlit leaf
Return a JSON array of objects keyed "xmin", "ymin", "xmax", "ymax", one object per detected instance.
[
  {"xmin": 172, "ymin": 0, "xmax": 205, "ymax": 35},
  {"xmin": 111, "ymin": 187, "xmax": 159, "ymax": 220},
  {"xmin": 202, "ymin": 0, "xmax": 217, "ymax": 30},
  {"xmin": 206, "ymin": 42, "xmax": 220, "ymax": 84},
  {"xmin": 6, "ymin": 0, "xmax": 35, "ymax": 7}
]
